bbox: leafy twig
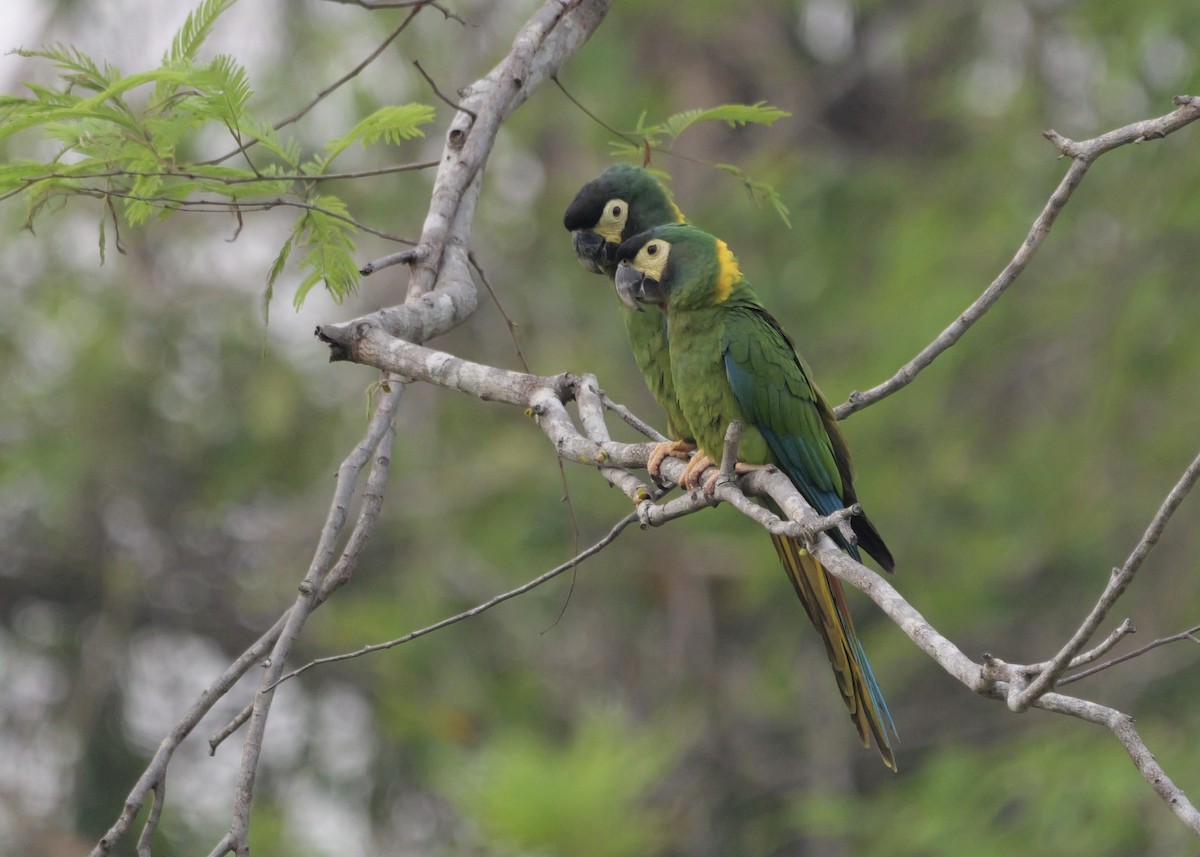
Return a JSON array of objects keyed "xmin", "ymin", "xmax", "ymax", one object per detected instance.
[{"xmin": 203, "ymin": 7, "xmax": 427, "ymax": 165}]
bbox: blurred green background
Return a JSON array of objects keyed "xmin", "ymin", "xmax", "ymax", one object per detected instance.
[{"xmin": 2, "ymin": 1, "xmax": 1200, "ymax": 855}]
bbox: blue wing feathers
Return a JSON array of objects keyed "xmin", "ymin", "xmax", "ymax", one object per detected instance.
[{"xmin": 722, "ymin": 306, "xmax": 863, "ymax": 558}]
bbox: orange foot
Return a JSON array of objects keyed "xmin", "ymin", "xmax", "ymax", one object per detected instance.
[
  {"xmin": 647, "ymin": 439, "xmax": 696, "ymax": 484},
  {"xmin": 701, "ymin": 461, "xmax": 772, "ymax": 495},
  {"xmin": 679, "ymin": 452, "xmax": 715, "ymax": 490}
]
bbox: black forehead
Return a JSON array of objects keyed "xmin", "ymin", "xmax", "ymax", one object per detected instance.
[
  {"xmin": 615, "ymin": 228, "xmax": 656, "ymax": 261},
  {"xmin": 563, "ymin": 176, "xmax": 621, "ymax": 231}
]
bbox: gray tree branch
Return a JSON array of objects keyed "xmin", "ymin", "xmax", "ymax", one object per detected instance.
[
  {"xmin": 834, "ymin": 95, "xmax": 1200, "ymax": 419},
  {"xmin": 90, "ymin": 3, "xmax": 615, "ymax": 855},
  {"xmin": 315, "ymin": 95, "xmax": 1200, "ymax": 818},
  {"xmin": 1009, "ymin": 449, "xmax": 1200, "ymax": 710}
]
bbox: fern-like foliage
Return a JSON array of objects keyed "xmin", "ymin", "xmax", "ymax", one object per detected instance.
[
  {"xmin": 607, "ymin": 102, "xmax": 792, "ymax": 226},
  {"xmin": 0, "ymin": 0, "xmax": 435, "ymax": 310},
  {"xmin": 168, "ymin": 0, "xmax": 239, "ymax": 66},
  {"xmin": 308, "ymin": 104, "xmax": 435, "ymax": 175},
  {"xmin": 291, "ymin": 195, "xmax": 360, "ymax": 308}
]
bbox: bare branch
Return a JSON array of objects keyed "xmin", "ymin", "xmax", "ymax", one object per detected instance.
[
  {"xmin": 360, "ymin": 247, "xmax": 423, "ymax": 276},
  {"xmin": 317, "ymin": 296, "xmax": 1200, "ymax": 832},
  {"xmin": 218, "ymin": 385, "xmax": 403, "ymax": 855},
  {"xmin": 270, "ymin": 510, "xmax": 641, "ymax": 687},
  {"xmin": 414, "ymin": 59, "xmax": 477, "ymax": 120},
  {"xmin": 1065, "ymin": 618, "xmax": 1138, "ymax": 669},
  {"xmin": 1011, "ymin": 448, "xmax": 1200, "ymax": 711},
  {"xmin": 325, "ymin": 0, "xmax": 460, "ymax": 17},
  {"xmin": 1062, "ymin": 624, "xmax": 1200, "ymax": 686},
  {"xmin": 89, "ymin": 612, "xmax": 288, "ymax": 857},
  {"xmin": 316, "ymin": 410, "xmax": 398, "ymax": 603},
  {"xmin": 835, "ymin": 95, "xmax": 1200, "ymax": 419},
  {"xmin": 208, "ymin": 701, "xmax": 253, "ymax": 755},
  {"xmin": 717, "ymin": 420, "xmax": 742, "ymax": 484},
  {"xmin": 86, "ymin": 190, "xmax": 417, "ymax": 244},
  {"xmin": 134, "ymin": 781, "xmax": 164, "ymax": 857},
  {"xmin": 601, "ymin": 393, "xmax": 669, "ymax": 442}
]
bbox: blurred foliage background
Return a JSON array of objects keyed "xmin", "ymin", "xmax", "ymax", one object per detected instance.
[{"xmin": 2, "ymin": 1, "xmax": 1200, "ymax": 855}]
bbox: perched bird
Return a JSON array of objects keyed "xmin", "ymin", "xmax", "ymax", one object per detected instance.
[
  {"xmin": 563, "ymin": 165, "xmax": 694, "ymax": 468},
  {"xmin": 614, "ymin": 223, "xmax": 898, "ymax": 770}
]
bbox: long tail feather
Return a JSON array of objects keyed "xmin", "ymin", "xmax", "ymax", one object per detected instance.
[
  {"xmin": 850, "ymin": 511, "xmax": 894, "ymax": 573},
  {"xmin": 771, "ymin": 534, "xmax": 897, "ymax": 771}
]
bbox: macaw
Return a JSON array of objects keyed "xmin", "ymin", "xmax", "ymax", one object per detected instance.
[
  {"xmin": 563, "ymin": 165, "xmax": 694, "ymax": 468},
  {"xmin": 614, "ymin": 223, "xmax": 898, "ymax": 770}
]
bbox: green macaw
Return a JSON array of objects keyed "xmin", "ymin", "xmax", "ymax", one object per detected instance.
[
  {"xmin": 563, "ymin": 165, "xmax": 694, "ymax": 462},
  {"xmin": 614, "ymin": 223, "xmax": 898, "ymax": 770}
]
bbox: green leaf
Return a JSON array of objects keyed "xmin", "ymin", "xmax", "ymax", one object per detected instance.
[
  {"xmin": 661, "ymin": 102, "xmax": 790, "ymax": 139},
  {"xmin": 125, "ymin": 170, "xmax": 163, "ymax": 226},
  {"xmin": 714, "ymin": 162, "xmax": 792, "ymax": 228},
  {"xmin": 23, "ymin": 177, "xmax": 77, "ymax": 229},
  {"xmin": 263, "ymin": 233, "xmax": 295, "ymax": 322},
  {"xmin": 320, "ymin": 103, "xmax": 435, "ymax": 169},
  {"xmin": 76, "ymin": 68, "xmax": 192, "ymax": 112},
  {"xmin": 292, "ymin": 194, "xmax": 359, "ymax": 307},
  {"xmin": 0, "ymin": 102, "xmax": 142, "ymax": 140},
  {"xmin": 606, "ymin": 139, "xmax": 642, "ymax": 160},
  {"xmin": 13, "ymin": 45, "xmax": 119, "ymax": 92},
  {"xmin": 239, "ymin": 115, "xmax": 300, "ymax": 168},
  {"xmin": 98, "ymin": 207, "xmax": 107, "ymax": 265},
  {"xmin": 619, "ymin": 102, "xmax": 791, "ymax": 149},
  {"xmin": 166, "ymin": 0, "xmax": 239, "ymax": 66},
  {"xmin": 190, "ymin": 54, "xmax": 253, "ymax": 125}
]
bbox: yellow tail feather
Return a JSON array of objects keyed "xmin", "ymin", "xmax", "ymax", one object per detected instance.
[{"xmin": 770, "ymin": 534, "xmax": 897, "ymax": 772}]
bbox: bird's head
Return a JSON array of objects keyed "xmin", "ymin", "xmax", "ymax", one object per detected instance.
[
  {"xmin": 562, "ymin": 164, "xmax": 684, "ymax": 277},
  {"xmin": 614, "ymin": 224, "xmax": 741, "ymax": 312}
]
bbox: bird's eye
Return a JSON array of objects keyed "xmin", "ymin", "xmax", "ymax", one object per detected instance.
[
  {"xmin": 611, "ymin": 205, "xmax": 623, "ymax": 218},
  {"xmin": 646, "ymin": 242, "xmax": 658, "ymax": 256}
]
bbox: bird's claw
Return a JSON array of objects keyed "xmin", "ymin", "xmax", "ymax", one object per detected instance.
[
  {"xmin": 701, "ymin": 461, "xmax": 770, "ymax": 496},
  {"xmin": 678, "ymin": 452, "xmax": 715, "ymax": 491},
  {"xmin": 647, "ymin": 439, "xmax": 696, "ymax": 485}
]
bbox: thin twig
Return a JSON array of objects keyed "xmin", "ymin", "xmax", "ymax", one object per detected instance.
[
  {"xmin": 360, "ymin": 247, "xmax": 422, "ymax": 276},
  {"xmin": 552, "ymin": 75, "xmax": 638, "ymax": 145},
  {"xmin": 203, "ymin": 8, "xmax": 427, "ymax": 166},
  {"xmin": 89, "ymin": 612, "xmax": 289, "ymax": 857},
  {"xmin": 219, "ymin": 384, "xmax": 403, "ymax": 856},
  {"xmin": 208, "ymin": 700, "xmax": 254, "ymax": 755},
  {"xmin": 268, "ymin": 510, "xmax": 640, "ymax": 688},
  {"xmin": 468, "ymin": 251, "xmax": 529, "ymax": 369},
  {"xmin": 414, "ymin": 60, "xmax": 477, "ymax": 120},
  {"xmin": 1017, "ymin": 618, "xmax": 1137, "ymax": 676},
  {"xmin": 717, "ymin": 420, "xmax": 742, "ymax": 484},
  {"xmin": 134, "ymin": 780, "xmax": 164, "ymax": 857},
  {"xmin": 601, "ymin": 393, "xmax": 669, "ymax": 442},
  {"xmin": 1011, "ymin": 448, "xmax": 1200, "ymax": 710},
  {"xmin": 1061, "ymin": 624, "xmax": 1200, "ymax": 686},
  {"xmin": 84, "ymin": 189, "xmax": 417, "ymax": 245},
  {"xmin": 1, "ymin": 161, "xmax": 440, "ymax": 206},
  {"xmin": 325, "ymin": 0, "xmax": 465, "ymax": 23},
  {"xmin": 575, "ymin": 375, "xmax": 659, "ymax": 504},
  {"xmin": 466, "ymin": 251, "xmax": 581, "ymax": 629},
  {"xmin": 316, "ymin": 411, "xmax": 398, "ymax": 603}
]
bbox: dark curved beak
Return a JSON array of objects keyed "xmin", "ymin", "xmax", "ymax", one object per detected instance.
[
  {"xmin": 571, "ymin": 230, "xmax": 614, "ymax": 275},
  {"xmin": 615, "ymin": 261, "xmax": 665, "ymax": 310}
]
